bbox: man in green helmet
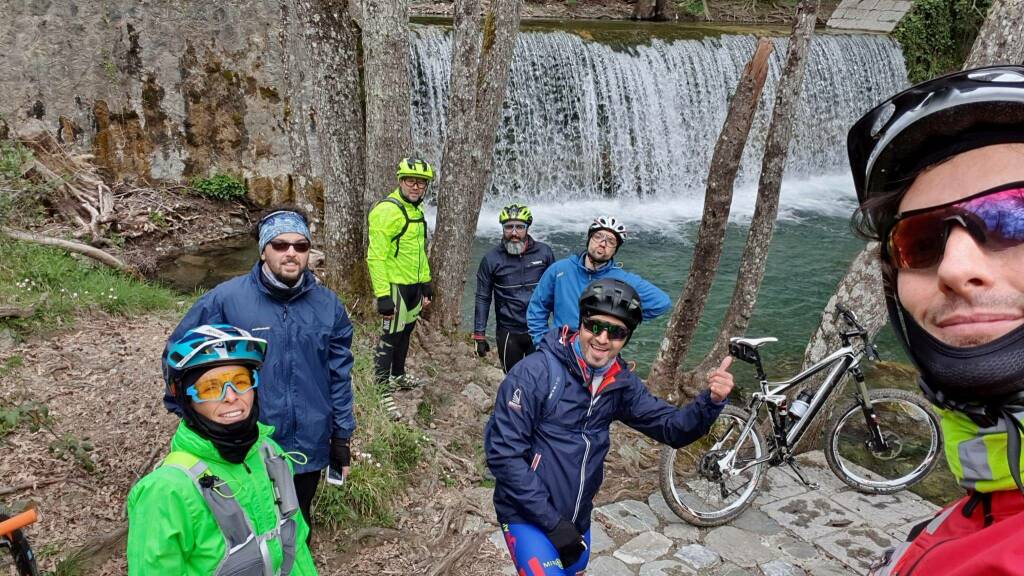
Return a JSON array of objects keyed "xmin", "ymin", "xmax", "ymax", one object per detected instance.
[{"xmin": 367, "ymin": 158, "xmax": 434, "ymax": 414}]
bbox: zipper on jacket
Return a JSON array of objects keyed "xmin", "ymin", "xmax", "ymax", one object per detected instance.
[{"xmin": 572, "ymin": 392, "xmax": 600, "ymax": 523}]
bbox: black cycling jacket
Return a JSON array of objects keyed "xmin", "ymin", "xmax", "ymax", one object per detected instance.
[{"xmin": 474, "ymin": 237, "xmax": 555, "ymax": 335}]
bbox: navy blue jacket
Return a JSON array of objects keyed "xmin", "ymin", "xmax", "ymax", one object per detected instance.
[
  {"xmin": 167, "ymin": 263, "xmax": 355, "ymax": 474},
  {"xmin": 474, "ymin": 237, "xmax": 555, "ymax": 335},
  {"xmin": 484, "ymin": 329, "xmax": 724, "ymax": 534},
  {"xmin": 527, "ymin": 253, "xmax": 672, "ymax": 345}
]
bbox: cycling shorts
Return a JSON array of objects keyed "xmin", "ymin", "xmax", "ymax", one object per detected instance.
[{"xmin": 501, "ymin": 522, "xmax": 591, "ymax": 575}]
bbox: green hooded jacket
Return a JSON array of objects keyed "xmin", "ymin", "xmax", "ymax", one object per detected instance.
[
  {"xmin": 126, "ymin": 421, "xmax": 317, "ymax": 575},
  {"xmin": 941, "ymin": 407, "xmax": 1024, "ymax": 493},
  {"xmin": 367, "ymin": 189, "xmax": 431, "ymax": 298}
]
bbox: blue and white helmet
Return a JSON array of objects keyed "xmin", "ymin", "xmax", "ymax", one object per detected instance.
[{"xmin": 163, "ymin": 324, "xmax": 267, "ymax": 391}]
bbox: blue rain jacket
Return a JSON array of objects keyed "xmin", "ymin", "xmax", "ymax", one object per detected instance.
[
  {"xmin": 526, "ymin": 253, "xmax": 672, "ymax": 345},
  {"xmin": 474, "ymin": 237, "xmax": 555, "ymax": 335},
  {"xmin": 484, "ymin": 328, "xmax": 724, "ymax": 534},
  {"xmin": 167, "ymin": 263, "xmax": 355, "ymax": 474}
]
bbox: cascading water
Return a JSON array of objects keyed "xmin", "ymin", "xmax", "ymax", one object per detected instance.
[{"xmin": 410, "ymin": 26, "xmax": 907, "ymax": 231}]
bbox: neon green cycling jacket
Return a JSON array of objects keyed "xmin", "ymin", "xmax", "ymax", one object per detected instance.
[
  {"xmin": 126, "ymin": 421, "xmax": 317, "ymax": 575},
  {"xmin": 367, "ymin": 189, "xmax": 431, "ymax": 298},
  {"xmin": 940, "ymin": 407, "xmax": 1024, "ymax": 493}
]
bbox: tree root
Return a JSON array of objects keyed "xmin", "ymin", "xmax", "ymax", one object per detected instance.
[
  {"xmin": 427, "ymin": 528, "xmax": 489, "ymax": 576},
  {"xmin": 1, "ymin": 227, "xmax": 139, "ymax": 277}
]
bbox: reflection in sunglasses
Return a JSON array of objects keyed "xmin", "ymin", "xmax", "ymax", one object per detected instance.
[{"xmin": 582, "ymin": 317, "xmax": 630, "ymax": 340}]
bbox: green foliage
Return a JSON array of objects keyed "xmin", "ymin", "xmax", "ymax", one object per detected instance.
[
  {"xmin": 191, "ymin": 174, "xmax": 247, "ymax": 202},
  {"xmin": 0, "ymin": 238, "xmax": 183, "ymax": 338},
  {"xmin": 677, "ymin": 0, "xmax": 705, "ymax": 17},
  {"xmin": 49, "ymin": 433, "xmax": 96, "ymax": 473},
  {"xmin": 0, "ymin": 397, "xmax": 51, "ymax": 439},
  {"xmin": 148, "ymin": 209, "xmax": 169, "ymax": 229},
  {"xmin": 0, "ymin": 141, "xmax": 47, "ymax": 226},
  {"xmin": 313, "ymin": 325, "xmax": 426, "ymax": 530},
  {"xmin": 893, "ymin": 0, "xmax": 991, "ymax": 83}
]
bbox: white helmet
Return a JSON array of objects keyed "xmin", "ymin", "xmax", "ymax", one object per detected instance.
[{"xmin": 588, "ymin": 216, "xmax": 626, "ymax": 246}]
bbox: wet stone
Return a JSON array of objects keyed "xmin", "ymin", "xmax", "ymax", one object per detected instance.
[
  {"xmin": 639, "ymin": 559, "xmax": 691, "ymax": 576},
  {"xmin": 831, "ymin": 490, "xmax": 938, "ymax": 529},
  {"xmin": 662, "ymin": 522, "xmax": 699, "ymax": 542},
  {"xmin": 596, "ymin": 500, "xmax": 661, "ymax": 534},
  {"xmin": 753, "ymin": 466, "xmax": 811, "ymax": 506},
  {"xmin": 760, "ymin": 493, "xmax": 860, "ymax": 541},
  {"xmin": 673, "ymin": 543, "xmax": 720, "ymax": 570},
  {"xmin": 758, "ymin": 559, "xmax": 806, "ymax": 576},
  {"xmin": 817, "ymin": 524, "xmax": 896, "ymax": 573},
  {"xmin": 704, "ymin": 526, "xmax": 774, "ymax": 567},
  {"xmin": 588, "ymin": 555, "xmax": 635, "ymax": 576},
  {"xmin": 614, "ymin": 531, "xmax": 674, "ymax": 565},
  {"xmin": 769, "ymin": 535, "xmax": 819, "ymax": 561},
  {"xmin": 648, "ymin": 491, "xmax": 684, "ymax": 524}
]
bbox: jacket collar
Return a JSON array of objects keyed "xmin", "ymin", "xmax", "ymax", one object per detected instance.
[
  {"xmin": 571, "ymin": 251, "xmax": 618, "ymax": 274},
  {"xmin": 541, "ymin": 327, "xmax": 629, "ymax": 396},
  {"xmin": 171, "ymin": 420, "xmax": 275, "ymax": 465},
  {"xmin": 249, "ymin": 262, "xmax": 316, "ymax": 301}
]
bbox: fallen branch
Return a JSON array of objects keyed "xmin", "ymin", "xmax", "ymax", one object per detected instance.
[
  {"xmin": 1, "ymin": 227, "xmax": 139, "ymax": 277},
  {"xmin": 0, "ymin": 305, "xmax": 36, "ymax": 319},
  {"xmin": 427, "ymin": 528, "xmax": 488, "ymax": 576},
  {"xmin": 0, "ymin": 478, "xmax": 66, "ymax": 497}
]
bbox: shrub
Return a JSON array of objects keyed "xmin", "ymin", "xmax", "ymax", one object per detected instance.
[
  {"xmin": 893, "ymin": 0, "xmax": 991, "ymax": 83},
  {"xmin": 191, "ymin": 174, "xmax": 247, "ymax": 201}
]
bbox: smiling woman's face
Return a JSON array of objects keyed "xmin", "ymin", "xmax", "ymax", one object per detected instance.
[{"xmin": 190, "ymin": 364, "xmax": 255, "ymax": 425}]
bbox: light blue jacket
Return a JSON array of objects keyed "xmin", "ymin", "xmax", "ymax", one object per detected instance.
[{"xmin": 526, "ymin": 253, "xmax": 672, "ymax": 345}]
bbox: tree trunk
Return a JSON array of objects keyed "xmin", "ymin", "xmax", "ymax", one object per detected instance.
[
  {"xmin": 796, "ymin": 244, "xmax": 886, "ymax": 449},
  {"xmin": 964, "ymin": 0, "xmax": 1024, "ymax": 68},
  {"xmin": 362, "ymin": 0, "xmax": 413, "ymax": 213},
  {"xmin": 646, "ymin": 39, "xmax": 774, "ymax": 396},
  {"xmin": 676, "ymin": 0, "xmax": 818, "ymax": 402},
  {"xmin": 289, "ymin": 0, "xmax": 369, "ymax": 299},
  {"xmin": 427, "ymin": 0, "xmax": 524, "ymax": 331}
]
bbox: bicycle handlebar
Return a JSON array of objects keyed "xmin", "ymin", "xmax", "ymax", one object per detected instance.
[
  {"xmin": 0, "ymin": 507, "xmax": 38, "ymax": 538},
  {"xmin": 834, "ymin": 304, "xmax": 881, "ymax": 360}
]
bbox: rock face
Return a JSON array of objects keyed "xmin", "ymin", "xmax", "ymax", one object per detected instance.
[{"xmin": 0, "ymin": 1, "xmax": 318, "ymax": 207}]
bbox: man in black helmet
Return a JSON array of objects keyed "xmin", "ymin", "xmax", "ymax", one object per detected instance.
[
  {"xmin": 849, "ymin": 66, "xmax": 1024, "ymax": 575},
  {"xmin": 485, "ymin": 278, "xmax": 734, "ymax": 576}
]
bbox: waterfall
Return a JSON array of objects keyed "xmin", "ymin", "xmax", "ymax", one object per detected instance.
[{"xmin": 409, "ymin": 27, "xmax": 907, "ymax": 209}]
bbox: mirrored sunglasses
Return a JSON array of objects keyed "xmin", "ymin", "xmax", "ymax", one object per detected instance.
[
  {"xmin": 886, "ymin": 181, "xmax": 1024, "ymax": 269},
  {"xmin": 582, "ymin": 317, "xmax": 630, "ymax": 341},
  {"xmin": 187, "ymin": 368, "xmax": 258, "ymax": 403},
  {"xmin": 269, "ymin": 240, "xmax": 311, "ymax": 253}
]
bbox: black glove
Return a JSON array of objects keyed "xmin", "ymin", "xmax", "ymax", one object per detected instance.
[
  {"xmin": 377, "ymin": 296, "xmax": 395, "ymax": 316},
  {"xmin": 330, "ymin": 437, "xmax": 351, "ymax": 471},
  {"xmin": 546, "ymin": 519, "xmax": 587, "ymax": 569},
  {"xmin": 474, "ymin": 336, "xmax": 490, "ymax": 357},
  {"xmin": 420, "ymin": 282, "xmax": 433, "ymax": 299}
]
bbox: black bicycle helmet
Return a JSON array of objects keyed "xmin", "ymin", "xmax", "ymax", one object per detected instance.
[{"xmin": 579, "ymin": 278, "xmax": 643, "ymax": 334}]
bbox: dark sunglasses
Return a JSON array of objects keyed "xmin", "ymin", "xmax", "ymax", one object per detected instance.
[
  {"xmin": 886, "ymin": 181, "xmax": 1024, "ymax": 269},
  {"xmin": 269, "ymin": 240, "xmax": 311, "ymax": 253},
  {"xmin": 582, "ymin": 317, "xmax": 630, "ymax": 341}
]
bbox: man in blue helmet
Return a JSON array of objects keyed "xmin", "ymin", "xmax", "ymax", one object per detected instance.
[
  {"xmin": 473, "ymin": 203, "xmax": 555, "ymax": 373},
  {"xmin": 487, "ymin": 278, "xmax": 734, "ymax": 575},
  {"xmin": 847, "ymin": 66, "xmax": 1024, "ymax": 575},
  {"xmin": 527, "ymin": 216, "xmax": 671, "ymax": 346},
  {"xmin": 167, "ymin": 205, "xmax": 354, "ymax": 538}
]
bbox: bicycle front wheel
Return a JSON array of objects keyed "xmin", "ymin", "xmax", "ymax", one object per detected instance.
[
  {"xmin": 659, "ymin": 405, "xmax": 767, "ymax": 527},
  {"xmin": 825, "ymin": 388, "xmax": 942, "ymax": 494}
]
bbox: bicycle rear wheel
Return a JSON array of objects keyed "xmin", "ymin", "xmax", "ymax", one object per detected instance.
[
  {"xmin": 825, "ymin": 388, "xmax": 942, "ymax": 494},
  {"xmin": 0, "ymin": 507, "xmax": 38, "ymax": 576},
  {"xmin": 659, "ymin": 405, "xmax": 767, "ymax": 527}
]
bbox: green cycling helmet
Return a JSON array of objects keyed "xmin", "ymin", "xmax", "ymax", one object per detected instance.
[
  {"xmin": 396, "ymin": 158, "xmax": 435, "ymax": 181},
  {"xmin": 498, "ymin": 203, "xmax": 533, "ymax": 226}
]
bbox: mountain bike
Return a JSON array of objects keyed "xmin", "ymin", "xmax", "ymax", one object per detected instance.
[
  {"xmin": 659, "ymin": 304, "xmax": 942, "ymax": 527},
  {"xmin": 1, "ymin": 503, "xmax": 39, "ymax": 576}
]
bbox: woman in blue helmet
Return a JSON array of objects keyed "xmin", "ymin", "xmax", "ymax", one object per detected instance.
[{"xmin": 126, "ymin": 324, "xmax": 317, "ymax": 575}]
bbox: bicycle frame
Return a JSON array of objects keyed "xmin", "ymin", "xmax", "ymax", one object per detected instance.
[{"xmin": 718, "ymin": 343, "xmax": 870, "ymax": 477}]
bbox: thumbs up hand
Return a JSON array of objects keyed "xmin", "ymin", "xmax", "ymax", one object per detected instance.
[{"xmin": 708, "ymin": 356, "xmax": 735, "ymax": 403}]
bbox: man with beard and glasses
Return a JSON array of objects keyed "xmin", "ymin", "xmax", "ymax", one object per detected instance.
[
  {"xmin": 527, "ymin": 216, "xmax": 671, "ymax": 346},
  {"xmin": 473, "ymin": 203, "xmax": 555, "ymax": 373},
  {"xmin": 487, "ymin": 278, "xmax": 733, "ymax": 576},
  {"xmin": 167, "ymin": 206, "xmax": 355, "ymax": 540},
  {"xmin": 846, "ymin": 66, "xmax": 1024, "ymax": 576},
  {"xmin": 368, "ymin": 158, "xmax": 435, "ymax": 413}
]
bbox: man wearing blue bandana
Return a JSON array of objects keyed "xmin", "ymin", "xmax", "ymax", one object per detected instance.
[{"xmin": 167, "ymin": 205, "xmax": 355, "ymax": 540}]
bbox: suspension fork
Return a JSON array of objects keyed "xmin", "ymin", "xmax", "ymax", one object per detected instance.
[{"xmin": 852, "ymin": 366, "xmax": 890, "ymax": 451}]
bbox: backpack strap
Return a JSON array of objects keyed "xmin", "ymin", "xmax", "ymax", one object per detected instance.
[{"xmin": 380, "ymin": 197, "xmax": 427, "ymax": 258}]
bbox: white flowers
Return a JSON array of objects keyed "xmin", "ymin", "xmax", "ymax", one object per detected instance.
[{"xmin": 15, "ymin": 278, "xmax": 37, "ymax": 291}]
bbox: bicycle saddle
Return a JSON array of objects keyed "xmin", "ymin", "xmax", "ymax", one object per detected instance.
[{"xmin": 730, "ymin": 337, "xmax": 777, "ymax": 349}]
